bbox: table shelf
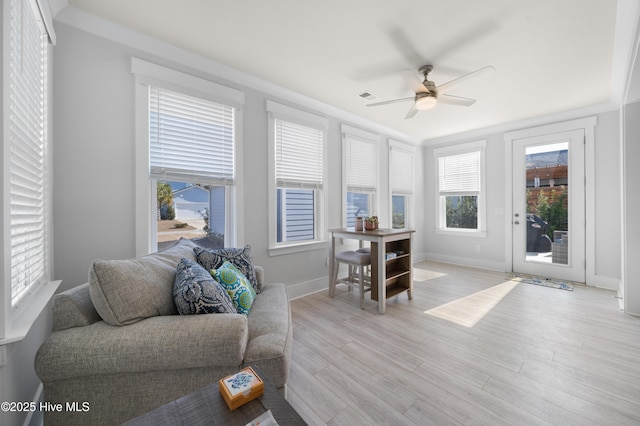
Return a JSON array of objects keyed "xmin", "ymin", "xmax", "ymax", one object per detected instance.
[{"xmin": 371, "ymin": 238, "xmax": 413, "ymax": 302}]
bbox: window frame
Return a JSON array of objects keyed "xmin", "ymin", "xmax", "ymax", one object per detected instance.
[
  {"xmin": 433, "ymin": 140, "xmax": 487, "ymax": 237},
  {"xmin": 388, "ymin": 140, "xmax": 416, "ymax": 230},
  {"xmin": 341, "ymin": 124, "xmax": 380, "ymax": 228},
  {"xmin": 1, "ymin": 0, "xmax": 60, "ymax": 345},
  {"xmin": 132, "ymin": 58, "xmax": 245, "ymax": 255},
  {"xmin": 267, "ymin": 100, "xmax": 328, "ymax": 256}
]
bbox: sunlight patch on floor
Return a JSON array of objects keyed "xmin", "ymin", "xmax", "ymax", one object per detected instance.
[
  {"xmin": 424, "ymin": 281, "xmax": 519, "ymax": 327},
  {"xmin": 413, "ymin": 268, "xmax": 446, "ymax": 282}
]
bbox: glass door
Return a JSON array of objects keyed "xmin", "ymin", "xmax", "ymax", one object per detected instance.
[{"xmin": 512, "ymin": 129, "xmax": 585, "ymax": 282}]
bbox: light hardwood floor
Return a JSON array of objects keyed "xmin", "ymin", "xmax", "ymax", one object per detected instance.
[{"xmin": 287, "ymin": 261, "xmax": 640, "ymax": 426}]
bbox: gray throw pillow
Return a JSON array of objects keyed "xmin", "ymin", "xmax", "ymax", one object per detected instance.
[
  {"xmin": 194, "ymin": 245, "xmax": 260, "ymax": 294},
  {"xmin": 89, "ymin": 238, "xmax": 199, "ymax": 326},
  {"xmin": 173, "ymin": 258, "xmax": 236, "ymax": 315}
]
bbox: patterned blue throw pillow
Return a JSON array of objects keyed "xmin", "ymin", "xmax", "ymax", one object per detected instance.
[
  {"xmin": 173, "ymin": 258, "xmax": 236, "ymax": 315},
  {"xmin": 212, "ymin": 261, "xmax": 256, "ymax": 316},
  {"xmin": 193, "ymin": 245, "xmax": 260, "ymax": 294}
]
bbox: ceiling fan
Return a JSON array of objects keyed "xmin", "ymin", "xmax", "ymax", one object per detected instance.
[{"xmin": 366, "ymin": 65, "xmax": 495, "ymax": 119}]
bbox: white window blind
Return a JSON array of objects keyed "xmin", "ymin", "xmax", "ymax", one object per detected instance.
[
  {"xmin": 275, "ymin": 119, "xmax": 324, "ymax": 189},
  {"xmin": 390, "ymin": 146, "xmax": 414, "ymax": 195},
  {"xmin": 438, "ymin": 150, "xmax": 481, "ymax": 194},
  {"xmin": 149, "ymin": 86, "xmax": 235, "ymax": 185},
  {"xmin": 346, "ymin": 138, "xmax": 377, "ymax": 193},
  {"xmin": 8, "ymin": 0, "xmax": 49, "ymax": 307}
]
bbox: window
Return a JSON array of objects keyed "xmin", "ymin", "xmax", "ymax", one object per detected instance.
[
  {"xmin": 389, "ymin": 140, "xmax": 415, "ymax": 229},
  {"xmin": 342, "ymin": 125, "xmax": 379, "ymax": 227},
  {"xmin": 267, "ymin": 101, "xmax": 327, "ymax": 254},
  {"xmin": 133, "ymin": 59, "xmax": 245, "ymax": 255},
  {"xmin": 2, "ymin": 0, "xmax": 58, "ymax": 343},
  {"xmin": 434, "ymin": 141, "xmax": 486, "ymax": 235}
]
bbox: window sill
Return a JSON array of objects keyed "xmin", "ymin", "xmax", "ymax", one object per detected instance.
[
  {"xmin": 0, "ymin": 280, "xmax": 62, "ymax": 346},
  {"xmin": 269, "ymin": 240, "xmax": 328, "ymax": 256},
  {"xmin": 436, "ymin": 229, "xmax": 487, "ymax": 238}
]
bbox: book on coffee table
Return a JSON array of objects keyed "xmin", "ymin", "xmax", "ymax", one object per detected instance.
[{"xmin": 246, "ymin": 409, "xmax": 279, "ymax": 426}]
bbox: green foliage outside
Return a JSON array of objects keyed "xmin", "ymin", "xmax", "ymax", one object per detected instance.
[
  {"xmin": 533, "ymin": 187, "xmax": 568, "ymax": 239},
  {"xmin": 446, "ymin": 196, "xmax": 478, "ymax": 229},
  {"xmin": 392, "ymin": 213, "xmax": 405, "ymax": 229},
  {"xmin": 157, "ymin": 182, "xmax": 175, "ymax": 220}
]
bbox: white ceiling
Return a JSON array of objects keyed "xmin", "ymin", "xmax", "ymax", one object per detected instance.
[{"xmin": 63, "ymin": 0, "xmax": 631, "ymax": 141}]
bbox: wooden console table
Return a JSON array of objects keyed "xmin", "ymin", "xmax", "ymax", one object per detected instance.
[{"xmin": 329, "ymin": 228, "xmax": 414, "ymax": 314}]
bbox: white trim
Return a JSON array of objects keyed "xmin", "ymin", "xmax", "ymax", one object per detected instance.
[
  {"xmin": 613, "ymin": 0, "xmax": 640, "ymax": 105},
  {"xmin": 433, "ymin": 140, "xmax": 487, "ymax": 235},
  {"xmin": 0, "ymin": 281, "xmax": 61, "ymax": 346},
  {"xmin": 132, "ymin": 59, "xmax": 245, "ymax": 255},
  {"xmin": 504, "ymin": 116, "xmax": 597, "ymax": 284},
  {"xmin": 425, "ymin": 102, "xmax": 616, "ymax": 147},
  {"xmin": 342, "ymin": 131, "xmax": 380, "ymax": 228},
  {"xmin": 267, "ymin": 102, "xmax": 328, "ymax": 254},
  {"xmin": 388, "ymin": 139, "xmax": 416, "ymax": 230},
  {"xmin": 34, "ymin": 0, "xmax": 56, "ymax": 44},
  {"xmin": 341, "ymin": 124, "xmax": 378, "ymax": 142},
  {"xmin": 132, "ymin": 58, "xmax": 245, "ymax": 107},
  {"xmin": 424, "ymin": 252, "xmax": 506, "ymax": 273}
]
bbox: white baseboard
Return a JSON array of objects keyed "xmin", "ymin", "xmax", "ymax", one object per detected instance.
[
  {"xmin": 23, "ymin": 383, "xmax": 43, "ymax": 426},
  {"xmin": 286, "ymin": 276, "xmax": 328, "ymax": 300},
  {"xmin": 588, "ymin": 275, "xmax": 620, "ymax": 291},
  {"xmin": 423, "ymin": 252, "xmax": 506, "ymax": 272}
]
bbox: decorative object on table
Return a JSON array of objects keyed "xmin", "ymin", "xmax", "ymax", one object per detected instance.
[
  {"xmin": 355, "ymin": 216, "xmax": 363, "ymax": 231},
  {"xmin": 364, "ymin": 216, "xmax": 378, "ymax": 230},
  {"xmin": 219, "ymin": 366, "xmax": 265, "ymax": 410}
]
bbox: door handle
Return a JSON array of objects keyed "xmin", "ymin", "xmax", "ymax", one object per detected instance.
[{"xmin": 514, "ymin": 221, "xmax": 520, "ymax": 225}]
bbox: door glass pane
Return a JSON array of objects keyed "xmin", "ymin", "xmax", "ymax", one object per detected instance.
[{"xmin": 524, "ymin": 142, "xmax": 568, "ymax": 265}]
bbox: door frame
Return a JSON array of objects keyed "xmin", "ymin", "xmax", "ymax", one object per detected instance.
[{"xmin": 504, "ymin": 117, "xmax": 596, "ymax": 284}]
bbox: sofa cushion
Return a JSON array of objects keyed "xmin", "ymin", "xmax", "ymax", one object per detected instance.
[
  {"xmin": 194, "ymin": 245, "xmax": 260, "ymax": 294},
  {"xmin": 52, "ymin": 283, "xmax": 102, "ymax": 332},
  {"xmin": 89, "ymin": 238, "xmax": 199, "ymax": 326},
  {"xmin": 212, "ymin": 261, "xmax": 256, "ymax": 315},
  {"xmin": 173, "ymin": 258, "xmax": 236, "ymax": 315}
]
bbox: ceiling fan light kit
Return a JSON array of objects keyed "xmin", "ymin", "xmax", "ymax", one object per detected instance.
[
  {"xmin": 415, "ymin": 94, "xmax": 437, "ymax": 110},
  {"xmin": 366, "ymin": 64, "xmax": 495, "ymax": 119}
]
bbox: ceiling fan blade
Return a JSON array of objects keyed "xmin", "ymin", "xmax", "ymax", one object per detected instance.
[
  {"xmin": 404, "ymin": 103, "xmax": 419, "ymax": 119},
  {"xmin": 366, "ymin": 97, "xmax": 415, "ymax": 107},
  {"xmin": 400, "ymin": 69, "xmax": 429, "ymax": 94},
  {"xmin": 436, "ymin": 66, "xmax": 495, "ymax": 94},
  {"xmin": 438, "ymin": 94, "xmax": 477, "ymax": 106}
]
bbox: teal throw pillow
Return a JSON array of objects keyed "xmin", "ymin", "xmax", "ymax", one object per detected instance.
[{"xmin": 212, "ymin": 261, "xmax": 256, "ymax": 315}]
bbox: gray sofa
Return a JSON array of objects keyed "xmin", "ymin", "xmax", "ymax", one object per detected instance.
[{"xmin": 34, "ymin": 239, "xmax": 293, "ymax": 425}]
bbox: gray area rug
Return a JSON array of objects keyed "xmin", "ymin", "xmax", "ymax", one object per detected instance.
[{"xmin": 508, "ymin": 274, "xmax": 574, "ymax": 291}]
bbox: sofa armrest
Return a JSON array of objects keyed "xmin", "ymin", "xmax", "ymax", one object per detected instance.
[
  {"xmin": 36, "ymin": 313, "xmax": 248, "ymax": 382},
  {"xmin": 244, "ymin": 283, "xmax": 292, "ymax": 388}
]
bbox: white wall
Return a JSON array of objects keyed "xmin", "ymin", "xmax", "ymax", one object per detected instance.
[
  {"xmin": 423, "ymin": 133, "xmax": 507, "ymax": 271},
  {"xmin": 623, "ymin": 100, "xmax": 640, "ymax": 315},
  {"xmin": 422, "ymin": 110, "xmax": 622, "ymax": 288},
  {"xmin": 51, "ymin": 18, "xmax": 424, "ymax": 296}
]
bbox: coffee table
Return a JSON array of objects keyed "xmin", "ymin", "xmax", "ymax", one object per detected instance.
[{"xmin": 123, "ymin": 366, "xmax": 306, "ymax": 425}]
